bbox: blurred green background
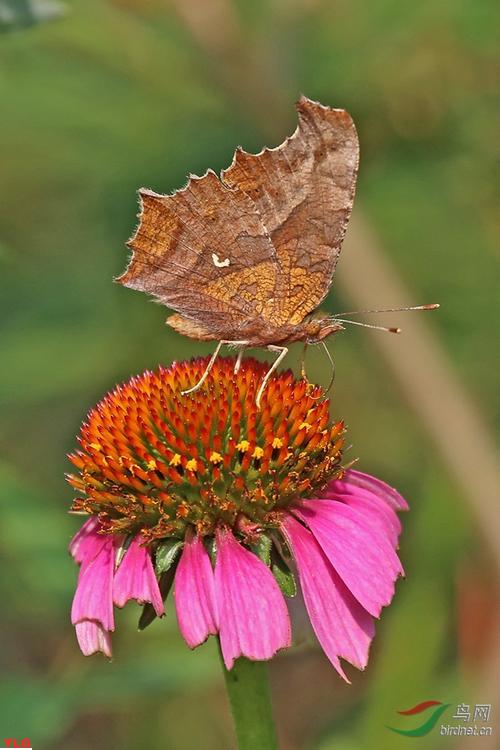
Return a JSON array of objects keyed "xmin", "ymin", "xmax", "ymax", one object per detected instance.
[{"xmin": 1, "ymin": 1, "xmax": 499, "ymax": 748}]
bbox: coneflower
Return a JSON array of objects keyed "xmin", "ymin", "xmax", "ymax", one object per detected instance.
[{"xmin": 68, "ymin": 356, "xmax": 406, "ymax": 679}]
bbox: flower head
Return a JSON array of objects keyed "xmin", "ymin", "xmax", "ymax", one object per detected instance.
[{"xmin": 68, "ymin": 356, "xmax": 407, "ymax": 677}]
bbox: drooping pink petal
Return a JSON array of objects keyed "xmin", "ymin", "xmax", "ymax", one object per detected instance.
[
  {"xmin": 321, "ymin": 482, "xmax": 403, "ymax": 545},
  {"xmin": 69, "ymin": 517, "xmax": 105, "ymax": 565},
  {"xmin": 341, "ymin": 469, "xmax": 409, "ymax": 511},
  {"xmin": 71, "ymin": 536, "xmax": 115, "ymax": 630},
  {"xmin": 294, "ymin": 499, "xmax": 403, "ymax": 617},
  {"xmin": 113, "ymin": 537, "xmax": 164, "ymax": 616},
  {"xmin": 75, "ymin": 620, "xmax": 112, "ymax": 657},
  {"xmin": 215, "ymin": 528, "xmax": 291, "ymax": 669},
  {"xmin": 333, "ymin": 489, "xmax": 403, "ymax": 546},
  {"xmin": 174, "ymin": 533, "xmax": 218, "ymax": 648},
  {"xmin": 282, "ymin": 515, "xmax": 374, "ymax": 681}
]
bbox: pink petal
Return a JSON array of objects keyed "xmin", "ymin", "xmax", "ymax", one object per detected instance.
[
  {"xmin": 329, "ymin": 489, "xmax": 402, "ymax": 546},
  {"xmin": 282, "ymin": 515, "xmax": 374, "ymax": 681},
  {"xmin": 75, "ymin": 620, "xmax": 112, "ymax": 657},
  {"xmin": 342, "ymin": 469, "xmax": 409, "ymax": 511},
  {"xmin": 318, "ymin": 482, "xmax": 401, "ymax": 547},
  {"xmin": 71, "ymin": 536, "xmax": 115, "ymax": 630},
  {"xmin": 215, "ymin": 528, "xmax": 291, "ymax": 669},
  {"xmin": 113, "ymin": 537, "xmax": 164, "ymax": 616},
  {"xmin": 69, "ymin": 517, "xmax": 104, "ymax": 565},
  {"xmin": 174, "ymin": 533, "xmax": 218, "ymax": 648},
  {"xmin": 294, "ymin": 499, "xmax": 403, "ymax": 617}
]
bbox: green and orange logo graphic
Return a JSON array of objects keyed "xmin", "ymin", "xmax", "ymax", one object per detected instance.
[{"xmin": 386, "ymin": 701, "xmax": 451, "ymax": 737}]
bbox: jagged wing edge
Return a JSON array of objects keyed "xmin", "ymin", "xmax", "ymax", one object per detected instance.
[
  {"xmin": 220, "ymin": 94, "xmax": 358, "ymax": 188},
  {"xmin": 115, "ymin": 168, "xmax": 239, "ymax": 287},
  {"xmin": 219, "ymin": 95, "xmax": 359, "ymax": 313},
  {"xmin": 116, "ymin": 96, "xmax": 358, "ymax": 291}
]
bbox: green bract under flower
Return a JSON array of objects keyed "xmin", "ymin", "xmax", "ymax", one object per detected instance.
[{"xmin": 67, "ymin": 357, "xmax": 345, "ymax": 541}]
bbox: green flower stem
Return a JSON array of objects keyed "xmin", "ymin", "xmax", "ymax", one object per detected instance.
[{"xmin": 220, "ymin": 649, "xmax": 278, "ymax": 750}]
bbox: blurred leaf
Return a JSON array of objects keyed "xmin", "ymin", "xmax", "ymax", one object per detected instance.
[
  {"xmin": 155, "ymin": 538, "xmax": 183, "ymax": 576},
  {"xmin": 206, "ymin": 536, "xmax": 217, "ymax": 566},
  {"xmin": 271, "ymin": 553, "xmax": 297, "ymax": 598},
  {"xmin": 138, "ymin": 566, "xmax": 176, "ymax": 631},
  {"xmin": 115, "ymin": 534, "xmax": 134, "ymax": 567},
  {"xmin": 251, "ymin": 533, "xmax": 272, "ymax": 566},
  {"xmin": 0, "ymin": 0, "xmax": 66, "ymax": 32}
]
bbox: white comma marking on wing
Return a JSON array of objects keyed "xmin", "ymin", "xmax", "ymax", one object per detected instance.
[{"xmin": 212, "ymin": 253, "xmax": 231, "ymax": 268}]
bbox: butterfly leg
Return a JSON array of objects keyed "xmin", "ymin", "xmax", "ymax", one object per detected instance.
[
  {"xmin": 234, "ymin": 348, "xmax": 245, "ymax": 374},
  {"xmin": 320, "ymin": 340, "xmax": 336, "ymax": 396},
  {"xmin": 300, "ymin": 343, "xmax": 319, "ymax": 393},
  {"xmin": 300, "ymin": 342, "xmax": 308, "ymax": 381},
  {"xmin": 181, "ymin": 340, "xmax": 249, "ymax": 396},
  {"xmin": 255, "ymin": 345, "xmax": 289, "ymax": 409}
]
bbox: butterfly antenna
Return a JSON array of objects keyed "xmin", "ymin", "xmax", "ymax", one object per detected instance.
[
  {"xmin": 334, "ymin": 318, "xmax": 402, "ymax": 334},
  {"xmin": 332, "ymin": 303, "xmax": 439, "ymax": 334},
  {"xmin": 335, "ymin": 303, "xmax": 440, "ymax": 317}
]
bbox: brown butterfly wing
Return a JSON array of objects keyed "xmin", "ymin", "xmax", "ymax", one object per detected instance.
[
  {"xmin": 118, "ymin": 96, "xmax": 358, "ymax": 340},
  {"xmin": 117, "ymin": 169, "xmax": 280, "ymax": 337},
  {"xmin": 221, "ymin": 96, "xmax": 359, "ymax": 327}
]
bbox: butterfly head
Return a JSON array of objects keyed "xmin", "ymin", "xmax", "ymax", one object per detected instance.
[{"xmin": 303, "ymin": 315, "xmax": 344, "ymax": 343}]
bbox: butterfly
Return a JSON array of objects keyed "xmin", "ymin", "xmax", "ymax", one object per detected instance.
[{"xmin": 118, "ymin": 96, "xmax": 434, "ymax": 405}]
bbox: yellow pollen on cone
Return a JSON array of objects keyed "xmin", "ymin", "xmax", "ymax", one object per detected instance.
[
  {"xmin": 147, "ymin": 459, "xmax": 157, "ymax": 470},
  {"xmin": 272, "ymin": 437, "xmax": 283, "ymax": 449},
  {"xmin": 298, "ymin": 422, "xmax": 311, "ymax": 432},
  {"xmin": 209, "ymin": 451, "xmax": 223, "ymax": 464},
  {"xmin": 236, "ymin": 440, "xmax": 250, "ymax": 452},
  {"xmin": 169, "ymin": 453, "xmax": 181, "ymax": 467},
  {"xmin": 186, "ymin": 458, "xmax": 198, "ymax": 472},
  {"xmin": 252, "ymin": 446, "xmax": 264, "ymax": 459}
]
